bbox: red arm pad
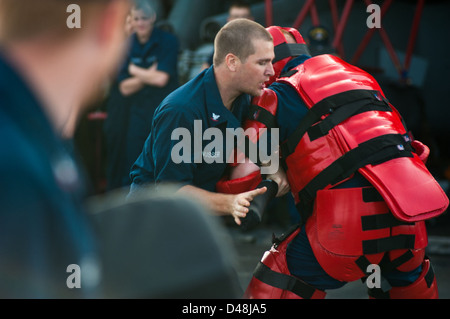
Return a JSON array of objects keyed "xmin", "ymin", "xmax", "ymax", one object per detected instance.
[
  {"xmin": 227, "ymin": 89, "xmax": 279, "ymax": 165},
  {"xmin": 216, "ymin": 170, "xmax": 262, "ymax": 194},
  {"xmin": 411, "ymin": 140, "xmax": 430, "ymax": 164}
]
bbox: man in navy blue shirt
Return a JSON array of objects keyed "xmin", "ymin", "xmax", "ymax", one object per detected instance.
[
  {"xmin": 0, "ymin": 0, "xmax": 130, "ymax": 298},
  {"xmin": 104, "ymin": 0, "xmax": 180, "ymax": 189},
  {"xmin": 130, "ymin": 18, "xmax": 279, "ymax": 225}
]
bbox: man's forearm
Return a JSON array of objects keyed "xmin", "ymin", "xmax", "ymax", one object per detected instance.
[
  {"xmin": 119, "ymin": 77, "xmax": 144, "ymax": 96},
  {"xmin": 177, "ymin": 183, "xmax": 268, "ymax": 226},
  {"xmin": 177, "ymin": 184, "xmax": 231, "ymax": 215},
  {"xmin": 129, "ymin": 64, "xmax": 170, "ymax": 88}
]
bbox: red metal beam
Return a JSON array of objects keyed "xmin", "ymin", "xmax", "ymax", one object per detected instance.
[
  {"xmin": 404, "ymin": 0, "xmax": 425, "ymax": 72},
  {"xmin": 331, "ymin": 0, "xmax": 354, "ymax": 49},
  {"xmin": 329, "ymin": 0, "xmax": 345, "ymax": 58},
  {"xmin": 265, "ymin": 0, "xmax": 273, "ymax": 27},
  {"xmin": 264, "ymin": 0, "xmax": 424, "ymax": 81},
  {"xmin": 378, "ymin": 27, "xmax": 403, "ymax": 77},
  {"xmin": 350, "ymin": 0, "xmax": 393, "ymax": 65},
  {"xmin": 310, "ymin": 2, "xmax": 320, "ymax": 27},
  {"xmin": 292, "ymin": 0, "xmax": 315, "ymax": 30}
]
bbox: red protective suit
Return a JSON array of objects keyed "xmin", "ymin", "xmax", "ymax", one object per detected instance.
[{"xmin": 217, "ymin": 27, "xmax": 448, "ymax": 299}]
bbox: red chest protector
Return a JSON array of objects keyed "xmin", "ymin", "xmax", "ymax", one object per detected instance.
[
  {"xmin": 243, "ymin": 54, "xmax": 448, "ymax": 287},
  {"xmin": 269, "ymin": 54, "xmax": 448, "ymax": 223}
]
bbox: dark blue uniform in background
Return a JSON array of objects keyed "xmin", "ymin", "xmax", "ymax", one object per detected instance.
[
  {"xmin": 129, "ymin": 66, "xmax": 250, "ymax": 194},
  {"xmin": 0, "ymin": 54, "xmax": 99, "ymax": 298},
  {"xmin": 104, "ymin": 27, "xmax": 179, "ymax": 190}
]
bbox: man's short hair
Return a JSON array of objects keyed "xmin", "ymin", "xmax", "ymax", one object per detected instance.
[{"xmin": 213, "ymin": 19, "xmax": 272, "ymax": 66}]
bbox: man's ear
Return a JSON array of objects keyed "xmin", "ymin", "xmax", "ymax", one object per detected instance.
[{"xmin": 225, "ymin": 53, "xmax": 240, "ymax": 72}]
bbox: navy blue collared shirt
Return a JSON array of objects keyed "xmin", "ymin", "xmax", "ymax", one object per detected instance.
[
  {"xmin": 117, "ymin": 28, "xmax": 179, "ymax": 118},
  {"xmin": 130, "ymin": 66, "xmax": 250, "ymax": 192},
  {"xmin": 111, "ymin": 28, "xmax": 180, "ymax": 188},
  {"xmin": 118, "ymin": 28, "xmax": 179, "ymax": 86}
]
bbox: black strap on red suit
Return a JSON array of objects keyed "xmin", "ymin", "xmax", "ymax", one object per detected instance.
[
  {"xmin": 252, "ymin": 262, "xmax": 323, "ymax": 299},
  {"xmin": 273, "ymin": 43, "xmax": 310, "ymax": 63},
  {"xmin": 356, "ymin": 188, "xmax": 416, "ymax": 275},
  {"xmin": 247, "ymin": 104, "xmax": 278, "ymax": 129},
  {"xmin": 280, "ymin": 89, "xmax": 391, "ymax": 159},
  {"xmin": 271, "ymin": 223, "xmax": 301, "ymax": 248},
  {"xmin": 361, "ymin": 212, "xmax": 413, "ymax": 231},
  {"xmin": 362, "ymin": 235, "xmax": 416, "ymax": 255},
  {"xmin": 296, "ymin": 133, "xmax": 414, "ymax": 222},
  {"xmin": 367, "ymin": 256, "xmax": 435, "ymax": 299}
]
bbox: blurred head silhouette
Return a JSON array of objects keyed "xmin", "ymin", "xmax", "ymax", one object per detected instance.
[{"xmin": 0, "ymin": 0, "xmax": 131, "ymax": 135}]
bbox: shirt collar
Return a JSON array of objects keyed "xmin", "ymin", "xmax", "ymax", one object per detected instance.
[
  {"xmin": 203, "ymin": 66, "xmax": 249, "ymax": 129},
  {"xmin": 283, "ymin": 54, "xmax": 311, "ymax": 72}
]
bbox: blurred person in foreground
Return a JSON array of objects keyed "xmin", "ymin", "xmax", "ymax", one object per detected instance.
[
  {"xmin": 0, "ymin": 0, "xmax": 131, "ymax": 298},
  {"xmin": 0, "ymin": 0, "xmax": 243, "ymax": 299}
]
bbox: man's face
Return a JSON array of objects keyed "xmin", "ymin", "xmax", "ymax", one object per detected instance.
[
  {"xmin": 236, "ymin": 38, "xmax": 275, "ymax": 97},
  {"xmin": 130, "ymin": 8, "xmax": 155, "ymax": 40}
]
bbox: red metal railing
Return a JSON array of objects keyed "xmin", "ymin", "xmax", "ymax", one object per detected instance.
[{"xmin": 264, "ymin": 0, "xmax": 425, "ymax": 82}]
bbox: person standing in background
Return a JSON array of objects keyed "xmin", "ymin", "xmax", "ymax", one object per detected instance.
[
  {"xmin": 201, "ymin": 0, "xmax": 254, "ymax": 70},
  {"xmin": 104, "ymin": 0, "xmax": 179, "ymax": 190}
]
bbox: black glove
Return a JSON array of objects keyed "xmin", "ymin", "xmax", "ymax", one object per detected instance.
[{"xmin": 240, "ymin": 179, "xmax": 278, "ymax": 231}]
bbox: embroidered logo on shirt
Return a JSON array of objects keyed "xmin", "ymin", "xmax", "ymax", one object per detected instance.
[{"xmin": 211, "ymin": 113, "xmax": 221, "ymax": 121}]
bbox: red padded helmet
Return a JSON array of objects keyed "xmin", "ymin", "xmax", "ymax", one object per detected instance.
[{"xmin": 266, "ymin": 26, "xmax": 309, "ymax": 85}]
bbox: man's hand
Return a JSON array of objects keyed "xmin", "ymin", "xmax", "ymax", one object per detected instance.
[
  {"xmin": 177, "ymin": 185, "xmax": 267, "ymax": 225},
  {"xmin": 230, "ymin": 187, "xmax": 267, "ymax": 225},
  {"xmin": 265, "ymin": 165, "xmax": 290, "ymax": 197}
]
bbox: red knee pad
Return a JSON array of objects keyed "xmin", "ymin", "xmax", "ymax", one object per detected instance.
[
  {"xmin": 244, "ymin": 226, "xmax": 326, "ymax": 299},
  {"xmin": 369, "ymin": 257, "xmax": 439, "ymax": 299}
]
